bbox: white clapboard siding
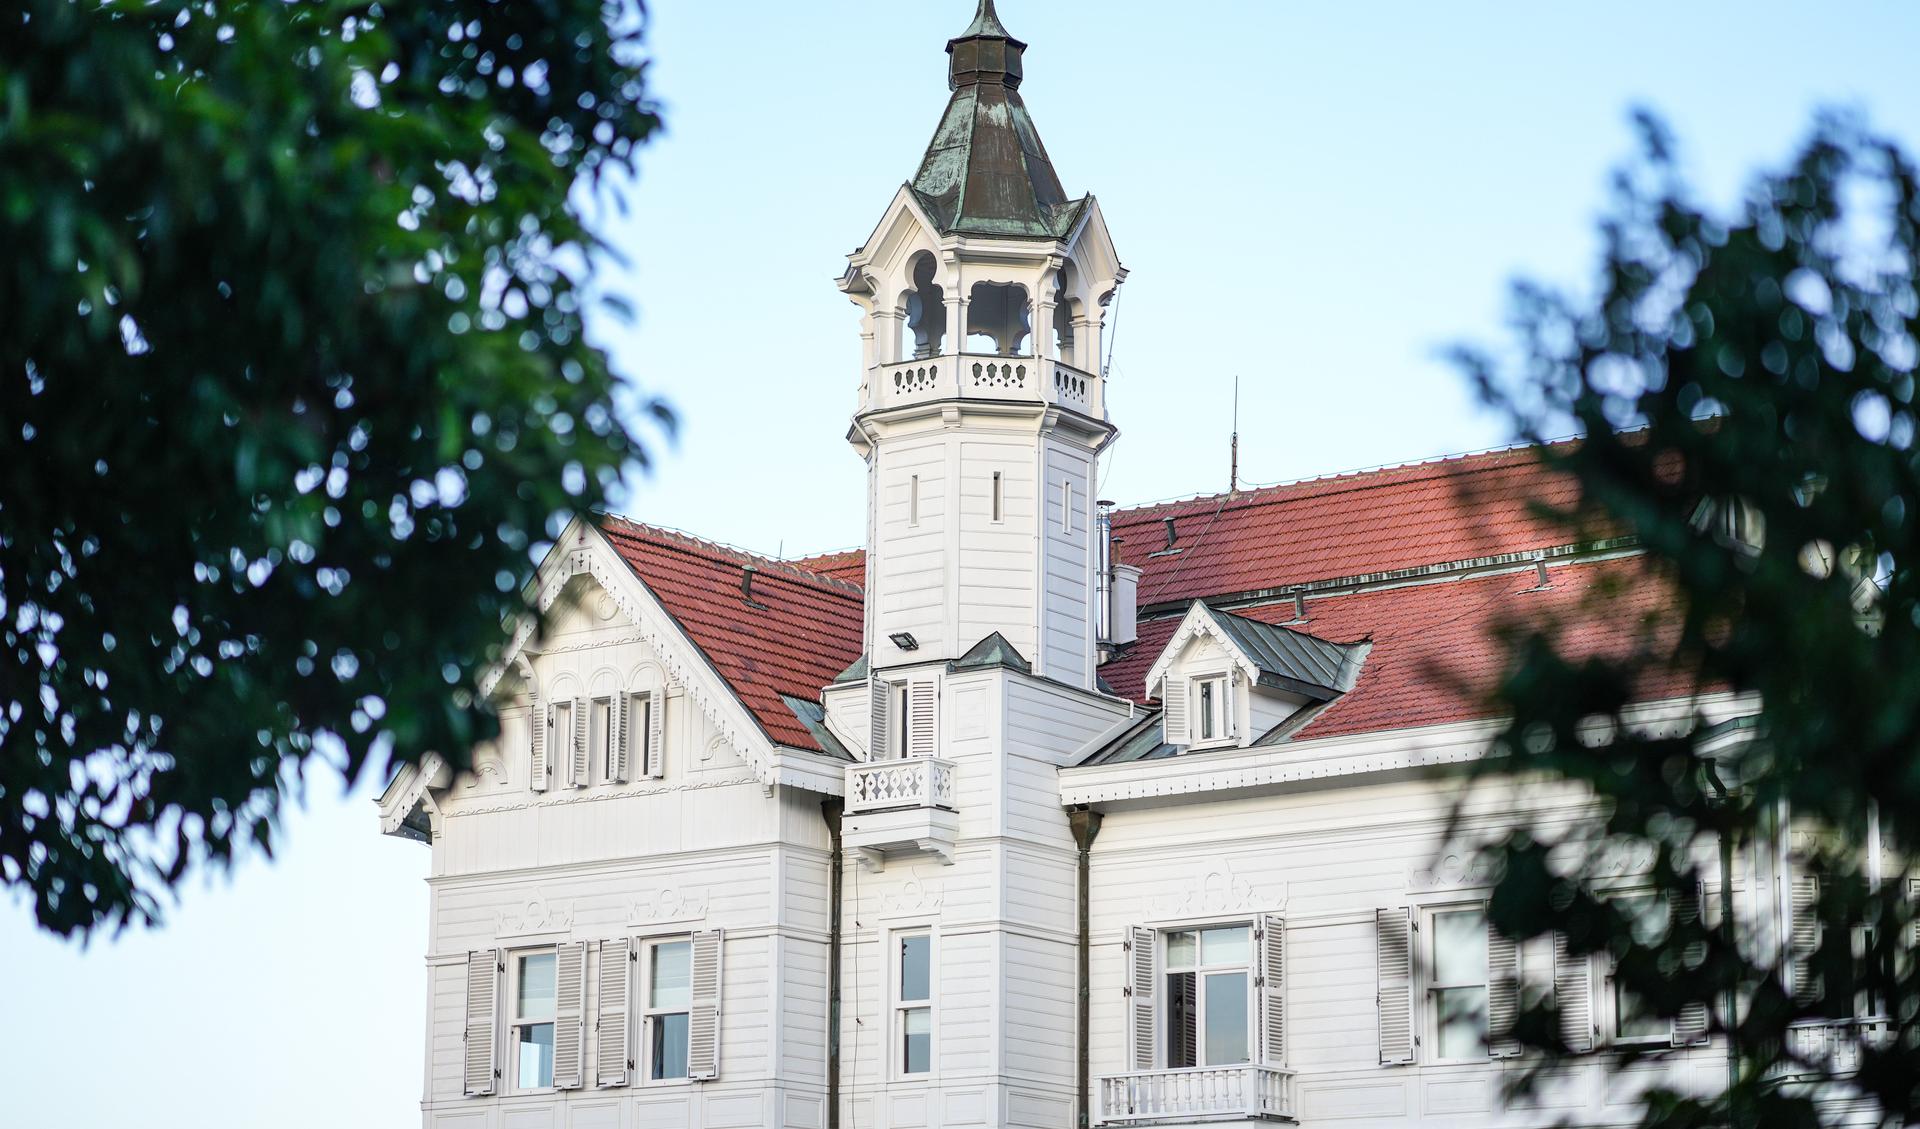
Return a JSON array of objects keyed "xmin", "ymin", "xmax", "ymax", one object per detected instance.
[
  {"xmin": 1553, "ymin": 931, "xmax": 1595, "ymax": 1052},
  {"xmin": 608, "ymin": 694, "xmax": 630, "ymax": 783},
  {"xmin": 869, "ymin": 677, "xmax": 891, "ymax": 760},
  {"xmin": 687, "ymin": 929, "xmax": 724, "ymax": 1080},
  {"xmin": 553, "ymin": 941, "xmax": 588, "ymax": 1089},
  {"xmin": 1256, "ymin": 913, "xmax": 1287, "ymax": 1066},
  {"xmin": 1790, "ymin": 872, "xmax": 1821, "ymax": 1008},
  {"xmin": 1125, "ymin": 925, "xmax": 1157, "ymax": 1070},
  {"xmin": 643, "ymin": 691, "xmax": 665, "ymax": 779},
  {"xmin": 570, "ymin": 696, "xmax": 589, "ymax": 787},
  {"xmin": 463, "ymin": 950, "xmax": 500, "ymax": 1096},
  {"xmin": 1487, "ymin": 916, "xmax": 1522, "ymax": 1058},
  {"xmin": 1161, "ymin": 679, "xmax": 1188, "ymax": 747},
  {"xmin": 907, "ymin": 680, "xmax": 937, "ymax": 757},
  {"xmin": 528, "ymin": 691, "xmax": 548, "ymax": 793},
  {"xmin": 1672, "ymin": 883, "xmax": 1711, "ymax": 1046},
  {"xmin": 597, "ymin": 939, "xmax": 632, "ymax": 1087},
  {"xmin": 1375, "ymin": 907, "xmax": 1416, "ymax": 1065}
]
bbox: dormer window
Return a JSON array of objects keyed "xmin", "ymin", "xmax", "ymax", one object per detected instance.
[{"xmin": 1193, "ymin": 675, "xmax": 1232, "ymax": 745}]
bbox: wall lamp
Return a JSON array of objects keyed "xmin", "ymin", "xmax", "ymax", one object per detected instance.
[{"xmin": 889, "ymin": 631, "xmax": 919, "ymax": 651}]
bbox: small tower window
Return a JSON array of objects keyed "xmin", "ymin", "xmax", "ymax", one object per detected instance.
[
  {"xmin": 991, "ymin": 472, "xmax": 1003, "ymax": 523},
  {"xmin": 909, "ymin": 475, "xmax": 921, "ymax": 527},
  {"xmin": 1060, "ymin": 480, "xmax": 1073, "ymax": 534},
  {"xmin": 967, "ymin": 282, "xmax": 1031, "ymax": 356},
  {"xmin": 901, "ymin": 252, "xmax": 946, "ymax": 360}
]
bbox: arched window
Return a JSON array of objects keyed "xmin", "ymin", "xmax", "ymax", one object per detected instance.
[
  {"xmin": 967, "ymin": 281, "xmax": 1030, "ymax": 356},
  {"xmin": 900, "ymin": 252, "xmax": 946, "ymax": 359}
]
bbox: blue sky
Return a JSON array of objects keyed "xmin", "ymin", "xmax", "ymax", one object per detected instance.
[{"xmin": 6, "ymin": 3, "xmax": 1918, "ymax": 1126}]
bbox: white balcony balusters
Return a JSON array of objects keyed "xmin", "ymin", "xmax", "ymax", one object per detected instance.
[
  {"xmin": 1097, "ymin": 1064, "xmax": 1297, "ymax": 1125},
  {"xmin": 871, "ymin": 353, "xmax": 1103, "ymax": 417},
  {"xmin": 845, "ymin": 756, "xmax": 957, "ymax": 815}
]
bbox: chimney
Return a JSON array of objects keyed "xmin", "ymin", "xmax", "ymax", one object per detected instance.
[
  {"xmin": 1110, "ymin": 562, "xmax": 1141, "ymax": 647},
  {"xmin": 1095, "ymin": 501, "xmax": 1115, "ymax": 643}
]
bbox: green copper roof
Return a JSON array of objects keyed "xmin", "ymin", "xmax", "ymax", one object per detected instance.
[
  {"xmin": 780, "ymin": 694, "xmax": 855, "ymax": 761},
  {"xmin": 949, "ymin": 631, "xmax": 1033, "ymax": 674},
  {"xmin": 1209, "ymin": 609, "xmax": 1356, "ymax": 702},
  {"xmin": 910, "ymin": 1, "xmax": 1088, "ymax": 240},
  {"xmin": 832, "ymin": 652, "xmax": 869, "ymax": 684}
]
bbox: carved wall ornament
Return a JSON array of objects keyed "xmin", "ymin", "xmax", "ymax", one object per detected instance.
[
  {"xmin": 878, "ymin": 875, "xmax": 944, "ymax": 915},
  {"xmin": 497, "ymin": 892, "xmax": 575, "ymax": 935},
  {"xmin": 441, "ymin": 770, "xmax": 761, "ymax": 818},
  {"xmin": 1407, "ymin": 851, "xmax": 1499, "ymax": 891},
  {"xmin": 629, "ymin": 887, "xmax": 708, "ymax": 927},
  {"xmin": 1147, "ymin": 861, "xmax": 1282, "ymax": 919}
]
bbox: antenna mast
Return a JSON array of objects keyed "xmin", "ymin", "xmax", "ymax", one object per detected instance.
[{"xmin": 1229, "ymin": 375, "xmax": 1240, "ymax": 495}]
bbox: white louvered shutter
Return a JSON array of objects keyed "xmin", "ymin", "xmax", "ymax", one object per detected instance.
[
  {"xmin": 1487, "ymin": 917, "xmax": 1521, "ymax": 1058},
  {"xmin": 907, "ymin": 680, "xmax": 938, "ymax": 758},
  {"xmin": 869, "ymin": 676, "xmax": 891, "ymax": 760},
  {"xmin": 1907, "ymin": 878, "xmax": 1920, "ymax": 950},
  {"xmin": 643, "ymin": 691, "xmax": 665, "ymax": 779},
  {"xmin": 596, "ymin": 938, "xmax": 632, "ymax": 1087},
  {"xmin": 1224, "ymin": 671, "xmax": 1239, "ymax": 741},
  {"xmin": 1376, "ymin": 907, "xmax": 1416, "ymax": 1065},
  {"xmin": 528, "ymin": 692, "xmax": 548, "ymax": 793},
  {"xmin": 1552, "ymin": 931, "xmax": 1595, "ymax": 1052},
  {"xmin": 687, "ymin": 929, "xmax": 724, "ymax": 1080},
  {"xmin": 1256, "ymin": 913, "xmax": 1287, "ymax": 1066},
  {"xmin": 1124, "ymin": 925, "xmax": 1158, "ymax": 1070},
  {"xmin": 1162, "ymin": 679, "xmax": 1189, "ymax": 746},
  {"xmin": 1789, "ymin": 872, "xmax": 1821, "ymax": 1008},
  {"xmin": 1672, "ymin": 884, "xmax": 1711, "ymax": 1046},
  {"xmin": 569, "ymin": 696, "xmax": 590, "ymax": 787},
  {"xmin": 463, "ymin": 950, "xmax": 501, "ymax": 1096},
  {"xmin": 607, "ymin": 694, "xmax": 630, "ymax": 783},
  {"xmin": 552, "ymin": 941, "xmax": 588, "ymax": 1089}
]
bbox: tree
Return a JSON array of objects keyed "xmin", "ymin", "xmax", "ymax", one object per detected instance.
[
  {"xmin": 1, "ymin": 0, "xmax": 669, "ymax": 936},
  {"xmin": 1459, "ymin": 114, "xmax": 1920, "ymax": 1125}
]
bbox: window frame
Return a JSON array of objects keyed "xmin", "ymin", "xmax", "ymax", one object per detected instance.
[
  {"xmin": 892, "ymin": 927, "xmax": 935, "ymax": 1081},
  {"xmin": 589, "ymin": 696, "xmax": 613, "ymax": 785},
  {"xmin": 507, "ymin": 947, "xmax": 559, "ymax": 1093},
  {"xmin": 1160, "ymin": 922, "xmax": 1255, "ymax": 1070},
  {"xmin": 1188, "ymin": 674, "xmax": 1232, "ymax": 748},
  {"xmin": 640, "ymin": 936, "xmax": 694, "ymax": 1085},
  {"xmin": 1601, "ymin": 889, "xmax": 1675, "ymax": 1046},
  {"xmin": 1424, "ymin": 902, "xmax": 1491, "ymax": 1064},
  {"xmin": 990, "ymin": 471, "xmax": 1004, "ymax": 524}
]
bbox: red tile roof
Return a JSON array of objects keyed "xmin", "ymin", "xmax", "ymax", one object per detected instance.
[
  {"xmin": 600, "ymin": 518, "xmax": 865, "ymax": 752},
  {"xmin": 790, "ymin": 548, "xmax": 867, "ymax": 585},
  {"xmin": 1099, "ymin": 555, "xmax": 1694, "ymax": 742}
]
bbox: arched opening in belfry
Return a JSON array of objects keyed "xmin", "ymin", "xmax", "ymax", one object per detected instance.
[
  {"xmin": 900, "ymin": 252, "xmax": 947, "ymax": 360},
  {"xmin": 966, "ymin": 281, "xmax": 1031, "ymax": 356}
]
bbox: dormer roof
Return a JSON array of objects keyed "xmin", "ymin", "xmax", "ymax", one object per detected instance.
[{"xmin": 1143, "ymin": 602, "xmax": 1363, "ymax": 703}]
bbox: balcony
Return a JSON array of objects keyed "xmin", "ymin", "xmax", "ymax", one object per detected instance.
[
  {"xmin": 1097, "ymin": 1064, "xmax": 1298, "ymax": 1125},
  {"xmin": 869, "ymin": 353, "xmax": 1104, "ymax": 418},
  {"xmin": 1773, "ymin": 1018, "xmax": 1893, "ymax": 1080},
  {"xmin": 842, "ymin": 756, "xmax": 959, "ymax": 871}
]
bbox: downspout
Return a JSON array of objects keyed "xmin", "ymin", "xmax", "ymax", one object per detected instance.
[
  {"xmin": 1070, "ymin": 807, "xmax": 1104, "ymax": 1129},
  {"xmin": 823, "ymin": 798, "xmax": 844, "ymax": 1129}
]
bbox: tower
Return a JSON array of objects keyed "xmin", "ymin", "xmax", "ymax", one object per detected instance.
[{"xmin": 838, "ymin": 0, "xmax": 1127, "ymax": 690}]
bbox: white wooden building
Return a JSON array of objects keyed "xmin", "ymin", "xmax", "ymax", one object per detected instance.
[{"xmin": 380, "ymin": 5, "xmax": 1875, "ymax": 1127}]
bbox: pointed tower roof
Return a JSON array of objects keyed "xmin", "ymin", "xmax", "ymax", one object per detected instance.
[{"xmin": 910, "ymin": 1, "xmax": 1088, "ymax": 240}]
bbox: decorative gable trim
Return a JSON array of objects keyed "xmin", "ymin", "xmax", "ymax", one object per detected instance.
[
  {"xmin": 1141, "ymin": 601, "xmax": 1263, "ymax": 699},
  {"xmin": 378, "ymin": 752, "xmax": 449, "ymax": 840},
  {"xmin": 482, "ymin": 519, "xmax": 780, "ymax": 788}
]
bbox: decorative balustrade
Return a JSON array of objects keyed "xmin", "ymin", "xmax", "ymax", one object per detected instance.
[
  {"xmin": 873, "ymin": 353, "xmax": 1102, "ymax": 416},
  {"xmin": 1774, "ymin": 1018, "xmax": 1893, "ymax": 1080},
  {"xmin": 844, "ymin": 756, "xmax": 957, "ymax": 815},
  {"xmin": 1097, "ymin": 1064, "xmax": 1297, "ymax": 1125}
]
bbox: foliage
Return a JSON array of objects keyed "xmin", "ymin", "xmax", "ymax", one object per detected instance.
[
  {"xmin": 1459, "ymin": 113, "xmax": 1920, "ymax": 1126},
  {"xmin": 0, "ymin": 0, "xmax": 668, "ymax": 935}
]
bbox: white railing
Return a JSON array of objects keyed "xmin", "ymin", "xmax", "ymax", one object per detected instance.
[
  {"xmin": 844, "ymin": 756, "xmax": 957, "ymax": 815},
  {"xmin": 1098, "ymin": 1064, "xmax": 1297, "ymax": 1124},
  {"xmin": 1775, "ymin": 1018, "xmax": 1893, "ymax": 1079},
  {"xmin": 871, "ymin": 353, "xmax": 1103, "ymax": 416}
]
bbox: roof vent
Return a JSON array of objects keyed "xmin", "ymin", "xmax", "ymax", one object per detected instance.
[
  {"xmin": 1149, "ymin": 516, "xmax": 1182, "ymax": 557},
  {"xmin": 740, "ymin": 564, "xmax": 769, "ymax": 610}
]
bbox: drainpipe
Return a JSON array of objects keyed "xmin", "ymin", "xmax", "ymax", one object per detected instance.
[
  {"xmin": 1070, "ymin": 807, "xmax": 1104, "ymax": 1129},
  {"xmin": 823, "ymin": 798, "xmax": 844, "ymax": 1129}
]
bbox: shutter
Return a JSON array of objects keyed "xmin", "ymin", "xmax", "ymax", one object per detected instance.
[
  {"xmin": 1552, "ymin": 931, "xmax": 1594, "ymax": 1052},
  {"xmin": 596, "ymin": 939, "xmax": 632, "ymax": 1087},
  {"xmin": 1375, "ymin": 907, "xmax": 1416, "ymax": 1065},
  {"xmin": 687, "ymin": 929, "xmax": 724, "ymax": 1080},
  {"xmin": 529, "ymin": 692, "xmax": 548, "ymax": 793},
  {"xmin": 869, "ymin": 676, "xmax": 891, "ymax": 760},
  {"xmin": 1162, "ymin": 679, "xmax": 1189, "ymax": 746},
  {"xmin": 570, "ymin": 696, "xmax": 590, "ymax": 787},
  {"xmin": 907, "ymin": 680, "xmax": 938, "ymax": 758},
  {"xmin": 1124, "ymin": 925, "xmax": 1158, "ymax": 1070},
  {"xmin": 1255, "ymin": 914, "xmax": 1287, "ymax": 1066},
  {"xmin": 1672, "ymin": 884, "xmax": 1711, "ymax": 1046},
  {"xmin": 1224, "ymin": 671, "xmax": 1239, "ymax": 741},
  {"xmin": 553, "ymin": 941, "xmax": 588, "ymax": 1089},
  {"xmin": 1789, "ymin": 872, "xmax": 1821, "ymax": 1008},
  {"xmin": 644, "ymin": 691, "xmax": 665, "ymax": 779},
  {"xmin": 463, "ymin": 950, "xmax": 500, "ymax": 1096},
  {"xmin": 1487, "ymin": 917, "xmax": 1522, "ymax": 1058},
  {"xmin": 607, "ymin": 694, "xmax": 630, "ymax": 783}
]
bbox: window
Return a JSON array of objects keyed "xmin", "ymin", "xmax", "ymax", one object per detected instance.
[
  {"xmin": 591, "ymin": 697, "xmax": 612, "ymax": 783},
  {"xmin": 646, "ymin": 940, "xmax": 692, "ymax": 1081},
  {"xmin": 1164, "ymin": 925, "xmax": 1251, "ymax": 1068},
  {"xmin": 991, "ymin": 471, "xmax": 1003, "ymax": 523},
  {"xmin": 1193, "ymin": 676, "xmax": 1228, "ymax": 744},
  {"xmin": 552, "ymin": 700, "xmax": 574, "ymax": 771},
  {"xmin": 1060, "ymin": 479, "xmax": 1073, "ymax": 534},
  {"xmin": 909, "ymin": 475, "xmax": 920, "ymax": 527},
  {"xmin": 897, "ymin": 931, "xmax": 933, "ymax": 1076},
  {"xmin": 1430, "ymin": 906, "xmax": 1489, "ymax": 1060},
  {"xmin": 630, "ymin": 691, "xmax": 654, "ymax": 777},
  {"xmin": 1611, "ymin": 893, "xmax": 1672, "ymax": 1042},
  {"xmin": 511, "ymin": 950, "xmax": 557, "ymax": 1090}
]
